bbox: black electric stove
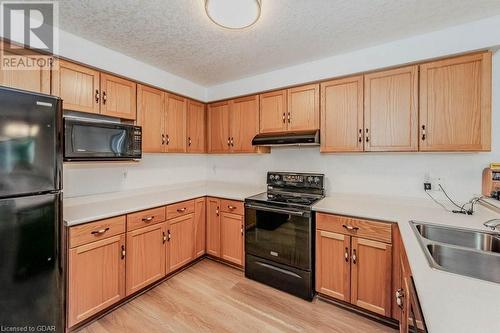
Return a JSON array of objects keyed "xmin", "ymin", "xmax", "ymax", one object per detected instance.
[{"xmin": 244, "ymin": 172, "xmax": 325, "ymax": 300}]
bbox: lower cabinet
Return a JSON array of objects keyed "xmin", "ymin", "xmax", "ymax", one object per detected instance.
[
  {"xmin": 68, "ymin": 233, "xmax": 126, "ymax": 327},
  {"xmin": 315, "ymin": 213, "xmax": 393, "ymax": 317},
  {"xmin": 206, "ymin": 197, "xmax": 244, "ymax": 266},
  {"xmin": 194, "ymin": 197, "xmax": 207, "ymax": 258},
  {"xmin": 167, "ymin": 213, "xmax": 195, "ymax": 272},
  {"xmin": 125, "ymin": 223, "xmax": 166, "ymax": 296}
]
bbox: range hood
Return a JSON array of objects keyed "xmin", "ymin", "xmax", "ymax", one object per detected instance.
[{"xmin": 252, "ymin": 130, "xmax": 320, "ymax": 146}]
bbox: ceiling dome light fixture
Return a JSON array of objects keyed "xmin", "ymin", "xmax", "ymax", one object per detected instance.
[{"xmin": 205, "ymin": 0, "xmax": 261, "ymax": 30}]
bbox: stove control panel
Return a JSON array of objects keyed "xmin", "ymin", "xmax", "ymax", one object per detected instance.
[{"xmin": 267, "ymin": 172, "xmax": 324, "ymax": 189}]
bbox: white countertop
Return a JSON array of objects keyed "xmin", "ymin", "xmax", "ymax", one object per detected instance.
[
  {"xmin": 314, "ymin": 193, "xmax": 500, "ymax": 333},
  {"xmin": 64, "ymin": 184, "xmax": 500, "ymax": 332},
  {"xmin": 63, "ymin": 181, "xmax": 265, "ymax": 226}
]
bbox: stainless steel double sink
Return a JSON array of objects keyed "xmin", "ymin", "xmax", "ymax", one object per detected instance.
[{"xmin": 410, "ymin": 222, "xmax": 500, "ymax": 284}]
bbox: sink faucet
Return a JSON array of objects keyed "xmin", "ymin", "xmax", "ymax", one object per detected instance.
[{"xmin": 483, "ymin": 219, "xmax": 500, "ymax": 231}]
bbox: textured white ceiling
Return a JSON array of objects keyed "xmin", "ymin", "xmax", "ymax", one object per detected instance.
[{"xmin": 59, "ymin": 0, "xmax": 500, "ymax": 86}]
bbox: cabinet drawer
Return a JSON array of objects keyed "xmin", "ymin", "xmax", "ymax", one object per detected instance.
[
  {"xmin": 166, "ymin": 200, "xmax": 195, "ymax": 220},
  {"xmin": 127, "ymin": 206, "xmax": 166, "ymax": 231},
  {"xmin": 316, "ymin": 213, "xmax": 392, "ymax": 243},
  {"xmin": 220, "ymin": 199, "xmax": 244, "ymax": 215},
  {"xmin": 69, "ymin": 215, "xmax": 126, "ymax": 248}
]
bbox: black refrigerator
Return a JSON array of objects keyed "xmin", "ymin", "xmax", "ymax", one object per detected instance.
[{"xmin": 0, "ymin": 86, "xmax": 64, "ymax": 332}]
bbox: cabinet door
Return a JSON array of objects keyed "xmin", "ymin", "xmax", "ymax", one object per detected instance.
[
  {"xmin": 287, "ymin": 84, "xmax": 320, "ymax": 131},
  {"xmin": 52, "ymin": 59, "xmax": 100, "ymax": 114},
  {"xmin": 207, "ymin": 101, "xmax": 230, "ymax": 153},
  {"xmin": 206, "ymin": 197, "xmax": 221, "ymax": 257},
  {"xmin": 0, "ymin": 44, "xmax": 50, "ymax": 94},
  {"xmin": 165, "ymin": 93, "xmax": 187, "ymax": 153},
  {"xmin": 125, "ymin": 223, "xmax": 166, "ymax": 296},
  {"xmin": 220, "ymin": 212, "xmax": 244, "ymax": 266},
  {"xmin": 167, "ymin": 213, "xmax": 195, "ymax": 272},
  {"xmin": 315, "ymin": 230, "xmax": 351, "ymax": 302},
  {"xmin": 420, "ymin": 52, "xmax": 492, "ymax": 151},
  {"xmin": 68, "ymin": 234, "xmax": 125, "ymax": 327},
  {"xmin": 364, "ymin": 65, "xmax": 418, "ymax": 151},
  {"xmin": 187, "ymin": 100, "xmax": 206, "ymax": 153},
  {"xmin": 259, "ymin": 90, "xmax": 287, "ymax": 133},
  {"xmin": 320, "ymin": 76, "xmax": 364, "ymax": 152},
  {"xmin": 137, "ymin": 85, "xmax": 165, "ymax": 153},
  {"xmin": 194, "ymin": 197, "xmax": 206, "ymax": 258},
  {"xmin": 351, "ymin": 237, "xmax": 392, "ymax": 317},
  {"xmin": 100, "ymin": 73, "xmax": 137, "ymax": 120},
  {"xmin": 230, "ymin": 95, "xmax": 260, "ymax": 153}
]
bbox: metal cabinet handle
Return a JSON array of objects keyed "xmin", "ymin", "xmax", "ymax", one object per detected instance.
[
  {"xmin": 121, "ymin": 245, "xmax": 126, "ymax": 259},
  {"xmin": 287, "ymin": 112, "xmax": 291, "ymax": 123},
  {"xmin": 282, "ymin": 112, "xmax": 286, "ymax": 123},
  {"xmin": 102, "ymin": 91, "xmax": 107, "ymax": 104},
  {"xmin": 188, "ymin": 137, "xmax": 192, "ymax": 146},
  {"xmin": 230, "ymin": 137, "xmax": 234, "ymax": 147},
  {"xmin": 344, "ymin": 247, "xmax": 349, "ymax": 262},
  {"xmin": 396, "ymin": 288, "xmax": 405, "ymax": 308},
  {"xmin": 365, "ymin": 128, "xmax": 369, "ymax": 143},
  {"xmin": 161, "ymin": 134, "xmax": 166, "ymax": 145},
  {"xmin": 142, "ymin": 216, "xmax": 154, "ymax": 222},
  {"xmin": 241, "ymin": 225, "xmax": 243, "ymax": 235},
  {"xmin": 352, "ymin": 249, "xmax": 357, "ymax": 264},
  {"xmin": 166, "ymin": 135, "xmax": 170, "ymax": 145},
  {"xmin": 342, "ymin": 224, "xmax": 359, "ymax": 231},
  {"xmin": 358, "ymin": 129, "xmax": 362, "ymax": 143},
  {"xmin": 227, "ymin": 137, "xmax": 231, "ymax": 146},
  {"xmin": 421, "ymin": 125, "xmax": 426, "ymax": 141},
  {"xmin": 177, "ymin": 208, "xmax": 187, "ymax": 213},
  {"xmin": 228, "ymin": 205, "xmax": 236, "ymax": 210},
  {"xmin": 95, "ymin": 89, "xmax": 100, "ymax": 103},
  {"xmin": 91, "ymin": 227, "xmax": 109, "ymax": 235},
  {"xmin": 216, "ymin": 206, "xmax": 220, "ymax": 216},
  {"xmin": 167, "ymin": 230, "xmax": 171, "ymax": 241},
  {"xmin": 162, "ymin": 231, "xmax": 167, "ymax": 244}
]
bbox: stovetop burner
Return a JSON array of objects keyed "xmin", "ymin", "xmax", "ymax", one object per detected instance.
[{"xmin": 267, "ymin": 193, "xmax": 321, "ymax": 206}]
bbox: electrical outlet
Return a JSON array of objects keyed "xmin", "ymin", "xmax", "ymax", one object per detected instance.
[
  {"xmin": 423, "ymin": 173, "xmax": 444, "ymax": 192},
  {"xmin": 424, "ymin": 182, "xmax": 432, "ymax": 191}
]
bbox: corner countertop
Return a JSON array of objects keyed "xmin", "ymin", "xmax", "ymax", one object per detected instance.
[
  {"xmin": 313, "ymin": 193, "xmax": 500, "ymax": 333},
  {"xmin": 63, "ymin": 181, "xmax": 265, "ymax": 226}
]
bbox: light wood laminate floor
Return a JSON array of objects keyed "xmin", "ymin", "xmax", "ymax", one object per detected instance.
[{"xmin": 77, "ymin": 259, "xmax": 397, "ymax": 333}]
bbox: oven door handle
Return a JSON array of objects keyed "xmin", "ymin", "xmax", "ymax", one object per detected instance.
[{"xmin": 245, "ymin": 204, "xmax": 307, "ymax": 217}]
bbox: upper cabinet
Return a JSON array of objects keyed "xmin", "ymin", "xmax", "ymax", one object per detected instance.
[
  {"xmin": 53, "ymin": 59, "xmax": 136, "ymax": 120},
  {"xmin": 259, "ymin": 89, "xmax": 288, "ymax": 133},
  {"xmin": 137, "ymin": 84, "xmax": 165, "ymax": 153},
  {"xmin": 207, "ymin": 96, "xmax": 266, "ymax": 154},
  {"xmin": 260, "ymin": 84, "xmax": 320, "ymax": 134},
  {"xmin": 187, "ymin": 100, "xmax": 206, "ymax": 153},
  {"xmin": 53, "ymin": 60, "xmax": 100, "ymax": 114},
  {"xmin": 0, "ymin": 42, "xmax": 51, "ymax": 94},
  {"xmin": 100, "ymin": 73, "xmax": 137, "ymax": 120},
  {"xmin": 288, "ymin": 84, "xmax": 320, "ymax": 131},
  {"xmin": 364, "ymin": 65, "xmax": 418, "ymax": 152},
  {"xmin": 419, "ymin": 52, "xmax": 492, "ymax": 151},
  {"xmin": 321, "ymin": 76, "xmax": 364, "ymax": 152},
  {"xmin": 164, "ymin": 93, "xmax": 187, "ymax": 153}
]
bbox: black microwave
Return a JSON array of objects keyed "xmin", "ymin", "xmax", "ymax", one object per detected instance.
[{"xmin": 64, "ymin": 118, "xmax": 142, "ymax": 161}]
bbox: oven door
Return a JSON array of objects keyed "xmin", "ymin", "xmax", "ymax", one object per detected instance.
[
  {"xmin": 64, "ymin": 119, "xmax": 141, "ymax": 161},
  {"xmin": 245, "ymin": 202, "xmax": 312, "ymax": 271}
]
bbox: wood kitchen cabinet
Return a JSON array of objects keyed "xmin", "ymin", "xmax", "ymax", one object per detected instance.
[
  {"xmin": 187, "ymin": 100, "xmax": 206, "ymax": 153},
  {"xmin": 419, "ymin": 52, "xmax": 492, "ymax": 151},
  {"xmin": 207, "ymin": 101, "xmax": 231, "ymax": 153},
  {"xmin": 259, "ymin": 84, "xmax": 319, "ymax": 134},
  {"xmin": 167, "ymin": 213, "xmax": 195, "ymax": 272},
  {"xmin": 0, "ymin": 42, "xmax": 51, "ymax": 94},
  {"xmin": 206, "ymin": 197, "xmax": 221, "ymax": 256},
  {"xmin": 220, "ymin": 212, "xmax": 244, "ymax": 266},
  {"xmin": 320, "ymin": 76, "xmax": 364, "ymax": 152},
  {"xmin": 364, "ymin": 65, "xmax": 418, "ymax": 152},
  {"xmin": 100, "ymin": 73, "xmax": 137, "ymax": 120},
  {"xmin": 259, "ymin": 89, "xmax": 288, "ymax": 133},
  {"xmin": 125, "ymin": 223, "xmax": 167, "ymax": 296},
  {"xmin": 68, "ymin": 234, "xmax": 126, "ymax": 327},
  {"xmin": 316, "ymin": 213, "xmax": 393, "ymax": 317},
  {"xmin": 137, "ymin": 84, "xmax": 165, "ymax": 152},
  {"xmin": 194, "ymin": 197, "xmax": 207, "ymax": 258},
  {"xmin": 165, "ymin": 93, "xmax": 187, "ymax": 152}
]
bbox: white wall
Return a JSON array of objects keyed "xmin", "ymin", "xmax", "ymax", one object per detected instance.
[
  {"xmin": 64, "ymin": 154, "xmax": 208, "ymax": 197},
  {"xmin": 206, "ymin": 49, "xmax": 500, "ymax": 203}
]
